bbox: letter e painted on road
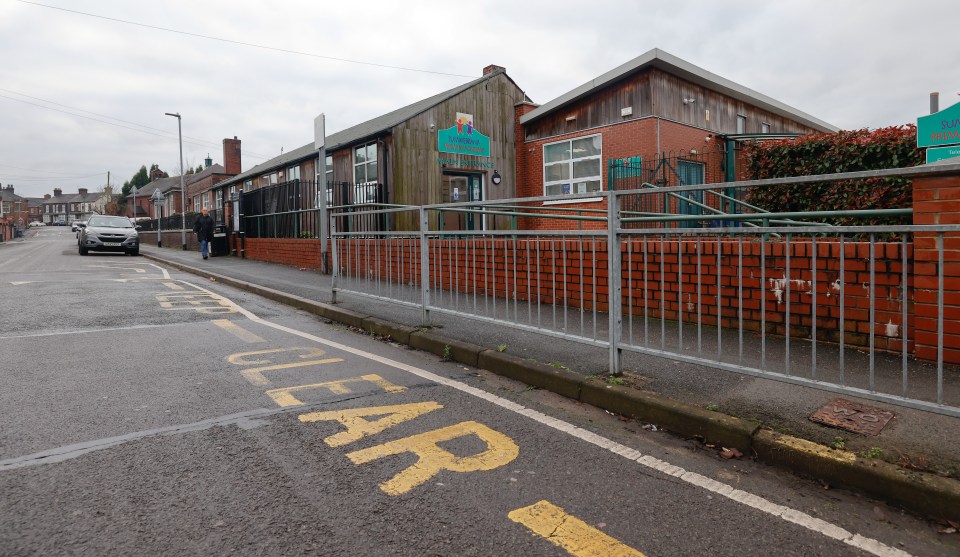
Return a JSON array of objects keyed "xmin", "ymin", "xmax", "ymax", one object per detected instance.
[
  {"xmin": 299, "ymin": 402, "xmax": 442, "ymax": 447},
  {"xmin": 266, "ymin": 374, "xmax": 406, "ymax": 407},
  {"xmin": 345, "ymin": 421, "xmax": 520, "ymax": 496}
]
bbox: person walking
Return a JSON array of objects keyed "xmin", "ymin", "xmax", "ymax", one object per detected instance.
[{"xmin": 193, "ymin": 207, "xmax": 215, "ymax": 260}]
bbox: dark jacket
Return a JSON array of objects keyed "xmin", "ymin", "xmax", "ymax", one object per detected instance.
[{"xmin": 193, "ymin": 214, "xmax": 215, "ymax": 242}]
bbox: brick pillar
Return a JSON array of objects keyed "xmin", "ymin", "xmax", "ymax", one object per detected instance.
[
  {"xmin": 223, "ymin": 137, "xmax": 242, "ymax": 175},
  {"xmin": 912, "ymin": 174, "xmax": 960, "ymax": 364}
]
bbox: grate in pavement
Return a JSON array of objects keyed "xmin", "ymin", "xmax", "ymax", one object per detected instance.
[{"xmin": 809, "ymin": 398, "xmax": 895, "ymax": 436}]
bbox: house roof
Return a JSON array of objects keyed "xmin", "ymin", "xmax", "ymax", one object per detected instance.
[
  {"xmin": 125, "ymin": 176, "xmax": 181, "ymax": 200},
  {"xmin": 186, "ymin": 163, "xmax": 227, "ymax": 186},
  {"xmin": 220, "ymin": 69, "xmax": 522, "ymax": 187},
  {"xmin": 520, "ymin": 48, "xmax": 838, "ymax": 133}
]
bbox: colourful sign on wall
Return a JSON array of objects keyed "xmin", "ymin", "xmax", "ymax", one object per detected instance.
[
  {"xmin": 926, "ymin": 144, "xmax": 960, "ymax": 164},
  {"xmin": 437, "ymin": 112, "xmax": 491, "ymax": 157},
  {"xmin": 917, "ymin": 101, "xmax": 960, "ymax": 148}
]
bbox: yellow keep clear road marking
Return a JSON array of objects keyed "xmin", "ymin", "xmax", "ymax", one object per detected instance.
[
  {"xmin": 162, "ymin": 281, "xmax": 185, "ymax": 291},
  {"xmin": 299, "ymin": 401, "xmax": 442, "ymax": 447},
  {"xmin": 225, "ymin": 347, "xmax": 345, "ymax": 386},
  {"xmin": 345, "ymin": 421, "xmax": 519, "ymax": 496},
  {"xmin": 509, "ymin": 500, "xmax": 646, "ymax": 557},
  {"xmin": 213, "ymin": 319, "xmax": 266, "ymax": 343},
  {"xmin": 268, "ymin": 374, "xmax": 406, "ymax": 407}
]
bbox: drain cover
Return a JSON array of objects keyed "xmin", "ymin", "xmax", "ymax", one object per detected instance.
[{"xmin": 809, "ymin": 398, "xmax": 895, "ymax": 436}]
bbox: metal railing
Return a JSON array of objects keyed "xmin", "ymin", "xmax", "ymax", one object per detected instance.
[
  {"xmin": 330, "ymin": 165, "xmax": 960, "ymax": 416},
  {"xmin": 240, "ymin": 180, "xmax": 386, "ymax": 239}
]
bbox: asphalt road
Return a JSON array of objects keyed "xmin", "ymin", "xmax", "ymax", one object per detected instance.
[{"xmin": 1, "ymin": 229, "xmax": 956, "ymax": 556}]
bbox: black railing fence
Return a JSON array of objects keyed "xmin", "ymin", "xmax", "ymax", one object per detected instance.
[{"xmin": 240, "ymin": 180, "xmax": 385, "ymax": 239}]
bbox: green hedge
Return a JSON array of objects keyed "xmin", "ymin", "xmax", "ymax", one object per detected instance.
[{"xmin": 742, "ymin": 125, "xmax": 923, "ymax": 226}]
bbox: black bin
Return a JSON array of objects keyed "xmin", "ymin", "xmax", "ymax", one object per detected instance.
[{"xmin": 211, "ymin": 225, "xmax": 229, "ymax": 257}]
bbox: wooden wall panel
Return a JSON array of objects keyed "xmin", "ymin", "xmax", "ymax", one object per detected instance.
[{"xmin": 524, "ymin": 68, "xmax": 822, "ymax": 141}]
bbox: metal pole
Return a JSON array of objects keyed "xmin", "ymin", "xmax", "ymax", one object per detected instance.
[
  {"xmin": 165, "ymin": 112, "xmax": 187, "ymax": 250},
  {"xmin": 157, "ymin": 204, "xmax": 162, "ymax": 248}
]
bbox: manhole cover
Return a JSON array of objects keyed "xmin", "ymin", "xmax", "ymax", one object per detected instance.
[{"xmin": 809, "ymin": 398, "xmax": 895, "ymax": 436}]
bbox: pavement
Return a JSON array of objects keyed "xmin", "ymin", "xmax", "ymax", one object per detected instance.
[{"xmin": 139, "ymin": 244, "xmax": 960, "ymax": 521}]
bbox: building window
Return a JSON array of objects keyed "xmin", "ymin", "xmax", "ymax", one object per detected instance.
[
  {"xmin": 543, "ymin": 134, "xmax": 602, "ymax": 196},
  {"xmin": 194, "ymin": 197, "xmax": 201, "ymax": 212},
  {"xmin": 324, "ymin": 155, "xmax": 334, "ymax": 204},
  {"xmin": 354, "ymin": 142, "xmax": 378, "ymax": 184},
  {"xmin": 761, "ymin": 122, "xmax": 770, "ymax": 133},
  {"xmin": 202, "ymin": 193, "xmax": 210, "ymax": 210},
  {"xmin": 215, "ymin": 189, "xmax": 223, "ymax": 210},
  {"xmin": 736, "ymin": 114, "xmax": 746, "ymax": 134},
  {"xmin": 243, "ymin": 180, "xmax": 253, "ymax": 193},
  {"xmin": 287, "ymin": 165, "xmax": 301, "ymax": 182}
]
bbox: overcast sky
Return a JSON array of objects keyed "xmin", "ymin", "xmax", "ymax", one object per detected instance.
[{"xmin": 2, "ymin": 0, "xmax": 958, "ymax": 199}]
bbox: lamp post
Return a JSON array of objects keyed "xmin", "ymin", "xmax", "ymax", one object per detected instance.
[{"xmin": 164, "ymin": 112, "xmax": 187, "ymax": 250}]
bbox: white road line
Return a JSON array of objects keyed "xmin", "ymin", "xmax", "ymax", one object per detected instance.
[{"xmin": 183, "ymin": 282, "xmax": 912, "ymax": 557}]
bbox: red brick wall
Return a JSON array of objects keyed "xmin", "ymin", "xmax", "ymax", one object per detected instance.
[
  {"xmin": 913, "ymin": 175, "xmax": 960, "ymax": 363},
  {"xmin": 333, "ymin": 236, "xmax": 913, "ymax": 357},
  {"xmin": 242, "ymin": 237, "xmax": 324, "ymax": 269},
  {"xmin": 515, "ymin": 117, "xmax": 722, "ymax": 231}
]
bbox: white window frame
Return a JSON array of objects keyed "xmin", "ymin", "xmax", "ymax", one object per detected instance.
[
  {"xmin": 324, "ymin": 155, "xmax": 334, "ymax": 204},
  {"xmin": 287, "ymin": 165, "xmax": 301, "ymax": 182},
  {"xmin": 737, "ymin": 114, "xmax": 746, "ymax": 134},
  {"xmin": 761, "ymin": 122, "xmax": 770, "ymax": 133},
  {"xmin": 542, "ymin": 133, "xmax": 603, "ymax": 200},
  {"xmin": 353, "ymin": 142, "xmax": 378, "ymax": 185}
]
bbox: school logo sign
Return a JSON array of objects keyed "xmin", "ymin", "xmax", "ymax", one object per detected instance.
[
  {"xmin": 918, "ymin": 101, "xmax": 960, "ymax": 149},
  {"xmin": 437, "ymin": 112, "xmax": 490, "ymax": 157}
]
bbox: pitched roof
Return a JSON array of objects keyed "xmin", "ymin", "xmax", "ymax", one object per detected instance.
[
  {"xmin": 220, "ymin": 70, "xmax": 520, "ymax": 187},
  {"xmin": 186, "ymin": 163, "xmax": 227, "ymax": 186},
  {"xmin": 520, "ymin": 48, "xmax": 837, "ymax": 133},
  {"xmin": 126, "ymin": 176, "xmax": 181, "ymax": 200}
]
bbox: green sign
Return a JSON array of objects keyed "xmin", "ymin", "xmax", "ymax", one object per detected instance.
[
  {"xmin": 437, "ymin": 112, "xmax": 490, "ymax": 157},
  {"xmin": 926, "ymin": 144, "xmax": 960, "ymax": 164},
  {"xmin": 917, "ymin": 101, "xmax": 960, "ymax": 148}
]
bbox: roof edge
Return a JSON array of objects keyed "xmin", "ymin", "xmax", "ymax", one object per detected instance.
[{"xmin": 520, "ymin": 48, "xmax": 838, "ymax": 133}]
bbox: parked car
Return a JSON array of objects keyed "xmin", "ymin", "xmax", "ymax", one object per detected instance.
[
  {"xmin": 78, "ymin": 215, "xmax": 140, "ymax": 256},
  {"xmin": 72, "ymin": 221, "xmax": 86, "ymax": 236},
  {"xmin": 28, "ymin": 221, "xmax": 45, "ymax": 228}
]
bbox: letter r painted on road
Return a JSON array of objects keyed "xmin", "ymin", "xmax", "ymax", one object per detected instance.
[
  {"xmin": 345, "ymin": 421, "xmax": 520, "ymax": 496},
  {"xmin": 266, "ymin": 374, "xmax": 407, "ymax": 407}
]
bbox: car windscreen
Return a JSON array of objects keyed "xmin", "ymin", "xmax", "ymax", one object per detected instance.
[{"xmin": 87, "ymin": 218, "xmax": 133, "ymax": 228}]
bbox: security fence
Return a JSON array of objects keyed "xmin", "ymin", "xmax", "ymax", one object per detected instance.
[
  {"xmin": 239, "ymin": 179, "xmax": 386, "ymax": 239},
  {"xmin": 330, "ymin": 165, "xmax": 960, "ymax": 417}
]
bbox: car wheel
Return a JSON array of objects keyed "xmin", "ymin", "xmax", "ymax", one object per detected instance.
[
  {"xmin": 128, "ymin": 247, "xmax": 140, "ymax": 256},
  {"xmin": 79, "ymin": 245, "xmax": 88, "ymax": 255}
]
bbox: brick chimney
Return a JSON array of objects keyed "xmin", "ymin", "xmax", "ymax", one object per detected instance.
[
  {"xmin": 150, "ymin": 167, "xmax": 165, "ymax": 181},
  {"xmin": 223, "ymin": 137, "xmax": 241, "ymax": 175},
  {"xmin": 483, "ymin": 64, "xmax": 505, "ymax": 76},
  {"xmin": 44, "ymin": 194, "xmax": 51, "ymax": 200},
  {"xmin": 78, "ymin": 188, "xmax": 88, "ymax": 196},
  {"xmin": 54, "ymin": 188, "xmax": 62, "ymax": 197}
]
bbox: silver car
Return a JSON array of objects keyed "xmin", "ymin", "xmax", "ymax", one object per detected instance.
[{"xmin": 78, "ymin": 215, "xmax": 140, "ymax": 256}]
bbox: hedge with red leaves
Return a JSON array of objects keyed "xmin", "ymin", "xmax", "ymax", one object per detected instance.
[{"xmin": 742, "ymin": 125, "xmax": 922, "ymax": 225}]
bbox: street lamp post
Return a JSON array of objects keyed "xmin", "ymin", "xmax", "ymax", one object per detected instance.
[{"xmin": 164, "ymin": 112, "xmax": 187, "ymax": 250}]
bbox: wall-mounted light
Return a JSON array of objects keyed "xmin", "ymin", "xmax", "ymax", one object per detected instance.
[
  {"xmin": 491, "ymin": 170, "xmax": 502, "ymax": 185},
  {"xmin": 682, "ymin": 98, "xmax": 696, "ymax": 105},
  {"xmin": 565, "ymin": 114, "xmax": 577, "ymax": 122}
]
